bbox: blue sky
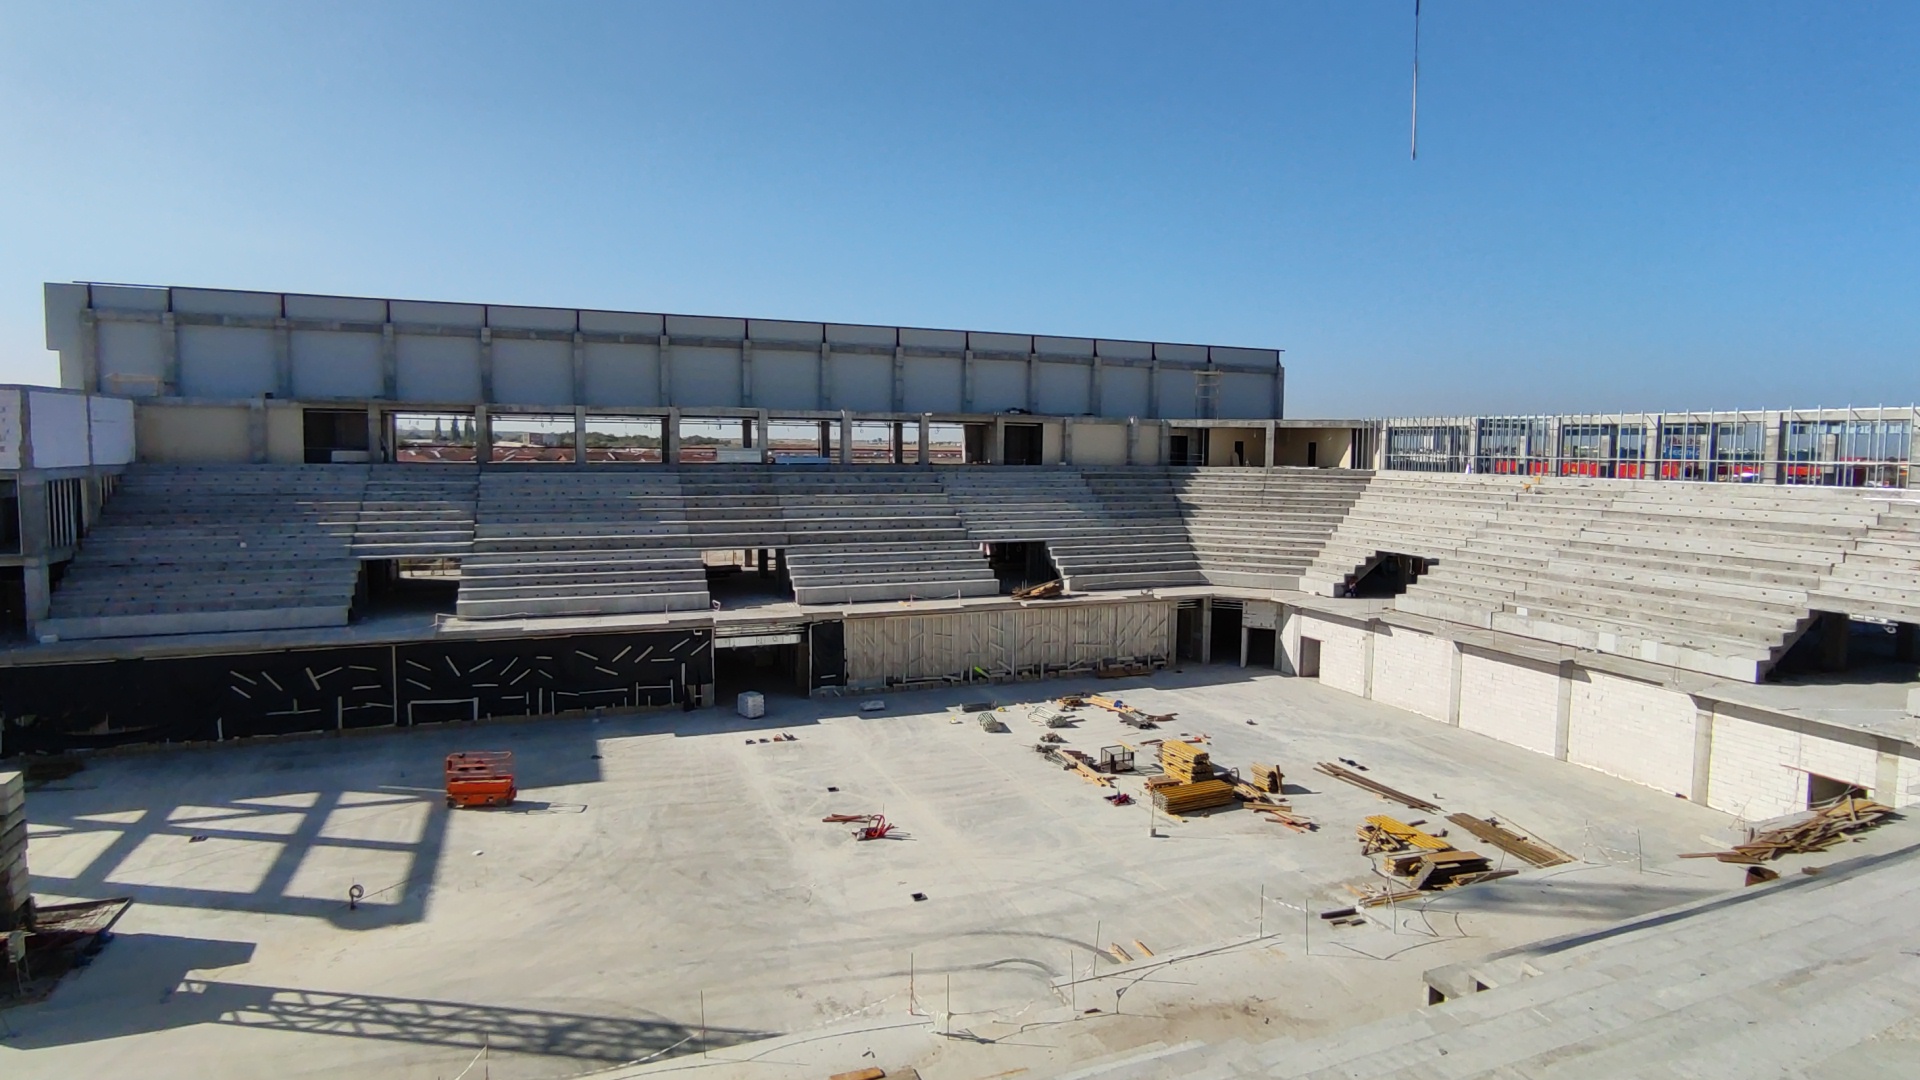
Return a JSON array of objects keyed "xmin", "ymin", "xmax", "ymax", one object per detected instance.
[{"xmin": 1, "ymin": 2, "xmax": 1914, "ymax": 416}]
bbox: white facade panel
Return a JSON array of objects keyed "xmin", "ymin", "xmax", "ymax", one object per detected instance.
[
  {"xmin": 751, "ymin": 348, "xmax": 820, "ymax": 410},
  {"xmin": 669, "ymin": 345, "xmax": 742, "ymax": 407},
  {"xmin": 171, "ymin": 288, "xmax": 280, "ymax": 317},
  {"xmin": 1099, "ymin": 366, "xmax": 1150, "ymax": 418},
  {"xmin": 491, "ymin": 338, "xmax": 573, "ymax": 406},
  {"xmin": 749, "ymin": 319, "xmax": 822, "ymax": 344},
  {"xmin": 1370, "ymin": 628, "xmax": 1452, "ymax": 723},
  {"xmin": 579, "ymin": 310, "xmax": 663, "ymax": 336},
  {"xmin": 291, "ymin": 330, "xmax": 383, "ymax": 399},
  {"xmin": 88, "ymin": 395, "xmax": 136, "ymax": 465},
  {"xmin": 284, "ymin": 293, "xmax": 386, "ymax": 322},
  {"xmin": 970, "ymin": 358, "xmax": 1028, "ymax": 412},
  {"xmin": 0, "ymin": 389, "xmax": 21, "ymax": 470},
  {"xmin": 1707, "ymin": 711, "xmax": 1881, "ymax": 821},
  {"xmin": 902, "ymin": 355, "xmax": 962, "ymax": 413},
  {"xmin": 1457, "ymin": 651, "xmax": 1560, "ymax": 756},
  {"xmin": 826, "ymin": 323, "xmax": 895, "ymax": 347},
  {"xmin": 90, "ymin": 284, "xmax": 169, "ymax": 311},
  {"xmin": 1217, "ymin": 371, "xmax": 1275, "ymax": 419},
  {"xmin": 178, "ymin": 325, "xmax": 275, "ymax": 398},
  {"xmin": 487, "ymin": 305, "xmax": 575, "ymax": 332},
  {"xmin": 391, "ymin": 300, "xmax": 483, "ymax": 328},
  {"xmin": 829, "ymin": 353, "xmax": 892, "ymax": 412},
  {"xmin": 1567, "ymin": 672, "xmax": 1696, "ymax": 797},
  {"xmin": 96, "ymin": 320, "xmax": 167, "ymax": 397},
  {"xmin": 1155, "ymin": 368, "xmax": 1199, "ymax": 420},
  {"xmin": 396, "ymin": 335, "xmax": 483, "ymax": 403},
  {"xmin": 1035, "ymin": 361, "xmax": 1091, "ymax": 416},
  {"xmin": 582, "ymin": 342, "xmax": 660, "ymax": 407},
  {"xmin": 666, "ymin": 315, "xmax": 743, "ymax": 339},
  {"xmin": 27, "ymin": 391, "xmax": 91, "ymax": 468}
]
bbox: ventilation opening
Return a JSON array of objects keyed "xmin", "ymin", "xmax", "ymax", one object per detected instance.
[{"xmin": 1807, "ymin": 773, "xmax": 1869, "ymax": 810}]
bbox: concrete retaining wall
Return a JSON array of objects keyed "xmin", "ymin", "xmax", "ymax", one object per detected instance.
[
  {"xmin": 1458, "ymin": 651, "xmax": 1561, "ymax": 757},
  {"xmin": 1297, "ymin": 614, "xmax": 1370, "ymax": 697},
  {"xmin": 1370, "ymin": 627, "xmax": 1454, "ymax": 723},
  {"xmin": 1567, "ymin": 671, "xmax": 1697, "ymax": 799}
]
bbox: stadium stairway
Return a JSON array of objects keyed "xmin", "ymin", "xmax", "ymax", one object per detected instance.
[
  {"xmin": 1296, "ymin": 473, "xmax": 1525, "ymax": 596},
  {"xmin": 456, "ymin": 469, "xmax": 709, "ymax": 619},
  {"xmin": 41, "ymin": 464, "xmax": 368, "ymax": 639},
  {"xmin": 1170, "ymin": 467, "xmax": 1371, "ymax": 590},
  {"xmin": 1066, "ymin": 467, "xmax": 1210, "ymax": 590},
  {"xmin": 351, "ymin": 465, "xmax": 478, "ymax": 559}
]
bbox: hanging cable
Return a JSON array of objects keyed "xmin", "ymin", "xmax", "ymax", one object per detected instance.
[{"xmin": 1410, "ymin": 0, "xmax": 1422, "ymax": 160}]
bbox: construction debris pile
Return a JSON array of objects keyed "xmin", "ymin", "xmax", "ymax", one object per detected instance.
[
  {"xmin": 1348, "ymin": 812, "xmax": 1516, "ymax": 907},
  {"xmin": 1151, "ymin": 778, "xmax": 1236, "ymax": 814},
  {"xmin": 1682, "ymin": 797, "xmax": 1895, "ymax": 865},
  {"xmin": 1064, "ymin": 694, "xmax": 1169, "ymax": 729},
  {"xmin": 1446, "ymin": 813, "xmax": 1574, "ymax": 868}
]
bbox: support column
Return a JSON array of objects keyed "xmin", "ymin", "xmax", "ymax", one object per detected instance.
[
  {"xmin": 1199, "ymin": 599, "xmax": 1213, "ymax": 665},
  {"xmin": 79, "ymin": 307, "xmax": 100, "ymax": 394},
  {"xmin": 740, "ymin": 340, "xmax": 754, "ymax": 407},
  {"xmin": 818, "ymin": 420, "xmax": 832, "ymax": 459},
  {"xmin": 160, "ymin": 311, "xmax": 180, "ymax": 395},
  {"xmin": 478, "ymin": 327, "xmax": 495, "ymax": 404},
  {"xmin": 1691, "ymin": 702, "xmax": 1716, "ymax": 806},
  {"xmin": 962, "ymin": 348, "xmax": 976, "ymax": 412},
  {"xmin": 573, "ymin": 407, "xmax": 587, "ymax": 466},
  {"xmin": 663, "ymin": 408, "xmax": 681, "ymax": 464},
  {"xmin": 1447, "ymin": 641, "xmax": 1464, "ymax": 726},
  {"xmin": 246, "ymin": 400, "xmax": 269, "ymax": 464},
  {"xmin": 1553, "ymin": 660, "xmax": 1574, "ymax": 761},
  {"xmin": 891, "ymin": 422, "xmax": 905, "ymax": 464},
  {"xmin": 756, "ymin": 411, "xmax": 771, "ymax": 464},
  {"xmin": 473, "ymin": 405, "xmax": 492, "ymax": 469},
  {"xmin": 1362, "ymin": 620, "xmax": 1376, "ymax": 699},
  {"xmin": 989, "ymin": 417, "xmax": 1005, "ymax": 464},
  {"xmin": 366, "ymin": 404, "xmax": 385, "ymax": 463},
  {"xmin": 1125, "ymin": 418, "xmax": 1137, "ymax": 465},
  {"xmin": 890, "ymin": 345, "xmax": 904, "ymax": 412},
  {"xmin": 1264, "ymin": 420, "xmax": 1277, "ymax": 468},
  {"xmin": 380, "ymin": 321, "xmax": 398, "ymax": 399},
  {"xmin": 917, "ymin": 415, "xmax": 931, "ymax": 466},
  {"xmin": 1239, "ymin": 625, "xmax": 1250, "ymax": 668},
  {"xmin": 17, "ymin": 475, "xmax": 51, "ymax": 635},
  {"xmin": 1090, "ymin": 354, "xmax": 1104, "ymax": 417},
  {"xmin": 273, "ymin": 316, "xmax": 293, "ymax": 398},
  {"xmin": 571, "ymin": 331, "xmax": 587, "ymax": 409},
  {"xmin": 658, "ymin": 334, "xmax": 673, "ymax": 406},
  {"xmin": 1061, "ymin": 418, "xmax": 1074, "ymax": 465},
  {"xmin": 838, "ymin": 411, "xmax": 853, "ymax": 465}
]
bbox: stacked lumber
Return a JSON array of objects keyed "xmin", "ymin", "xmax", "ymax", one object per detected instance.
[
  {"xmin": 1314, "ymin": 762, "xmax": 1441, "ymax": 813},
  {"xmin": 1446, "ymin": 813, "xmax": 1572, "ymax": 868},
  {"xmin": 1086, "ymin": 695, "xmax": 1173, "ymax": 727},
  {"xmin": 1255, "ymin": 805, "xmax": 1316, "ymax": 832},
  {"xmin": 1682, "ymin": 797, "xmax": 1895, "ymax": 865},
  {"xmin": 1158, "ymin": 740, "xmax": 1213, "ymax": 783},
  {"xmin": 1144, "ymin": 774, "xmax": 1186, "ymax": 792},
  {"xmin": 1152, "ymin": 779, "xmax": 1236, "ymax": 813},
  {"xmin": 1356, "ymin": 815, "xmax": 1451, "ymax": 855},
  {"xmin": 1013, "ymin": 578, "xmax": 1063, "ymax": 600},
  {"xmin": 1249, "ymin": 763, "xmax": 1284, "ymax": 794},
  {"xmin": 1350, "ymin": 855, "xmax": 1515, "ymax": 906}
]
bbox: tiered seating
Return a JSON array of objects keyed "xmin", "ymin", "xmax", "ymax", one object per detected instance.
[
  {"xmin": 1171, "ymin": 468, "xmax": 1370, "ymax": 589},
  {"xmin": 1297, "ymin": 474, "xmax": 1524, "ymax": 595},
  {"xmin": 1066, "ymin": 467, "xmax": 1209, "ymax": 590},
  {"xmin": 41, "ymin": 464, "xmax": 367, "ymax": 639},
  {"xmin": 457, "ymin": 470, "xmax": 708, "ymax": 619},
  {"xmin": 1811, "ymin": 496, "xmax": 1920, "ymax": 624},
  {"xmin": 779, "ymin": 472, "xmax": 998, "ymax": 605},
  {"xmin": 939, "ymin": 466, "xmax": 1110, "ymax": 545},
  {"xmin": 351, "ymin": 466, "xmax": 478, "ymax": 559},
  {"xmin": 1385, "ymin": 480, "xmax": 1883, "ymax": 680}
]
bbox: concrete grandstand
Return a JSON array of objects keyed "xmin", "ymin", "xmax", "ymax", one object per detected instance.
[{"xmin": 1, "ymin": 281, "xmax": 1916, "ymax": 1079}]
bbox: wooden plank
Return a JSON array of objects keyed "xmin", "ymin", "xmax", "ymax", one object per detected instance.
[
  {"xmin": 1445, "ymin": 813, "xmax": 1573, "ymax": 868},
  {"xmin": 1314, "ymin": 762, "xmax": 1441, "ymax": 813}
]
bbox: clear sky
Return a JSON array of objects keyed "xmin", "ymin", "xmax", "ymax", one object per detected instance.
[{"xmin": 1, "ymin": 2, "xmax": 1914, "ymax": 417}]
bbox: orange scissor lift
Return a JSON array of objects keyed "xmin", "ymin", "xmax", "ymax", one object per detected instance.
[{"xmin": 444, "ymin": 751, "xmax": 517, "ymax": 809}]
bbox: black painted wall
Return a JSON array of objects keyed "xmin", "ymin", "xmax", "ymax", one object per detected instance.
[{"xmin": 0, "ymin": 627, "xmax": 712, "ymax": 757}]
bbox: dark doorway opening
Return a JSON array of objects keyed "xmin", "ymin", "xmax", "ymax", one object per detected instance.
[
  {"xmin": 1298, "ymin": 636, "xmax": 1322, "ymax": 678},
  {"xmin": 714, "ymin": 642, "xmax": 806, "ymax": 703},
  {"xmin": 305, "ymin": 408, "xmax": 372, "ymax": 464},
  {"xmin": 354, "ymin": 558, "xmax": 459, "ymax": 622},
  {"xmin": 1306, "ymin": 441, "xmax": 1318, "ymax": 467},
  {"xmin": 705, "ymin": 549, "xmax": 791, "ymax": 610},
  {"xmin": 986, "ymin": 541, "xmax": 1058, "ymax": 593},
  {"xmin": 1209, "ymin": 603, "xmax": 1243, "ymax": 663},
  {"xmin": 1807, "ymin": 773, "xmax": 1869, "ymax": 809},
  {"xmin": 809, "ymin": 621, "xmax": 845, "ymax": 691},
  {"xmin": 964, "ymin": 424, "xmax": 991, "ymax": 464},
  {"xmin": 1003, "ymin": 423, "xmax": 1043, "ymax": 465},
  {"xmin": 1347, "ymin": 552, "xmax": 1431, "ymax": 599},
  {"xmin": 1247, "ymin": 626, "xmax": 1277, "ymax": 667},
  {"xmin": 1232, "ymin": 440, "xmax": 1246, "ymax": 466},
  {"xmin": 1176, "ymin": 604, "xmax": 1202, "ymax": 661},
  {"xmin": 0, "ymin": 564, "xmax": 24, "ymax": 635}
]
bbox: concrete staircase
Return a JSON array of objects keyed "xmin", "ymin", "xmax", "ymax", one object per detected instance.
[
  {"xmin": 457, "ymin": 469, "xmax": 709, "ymax": 619},
  {"xmin": 41, "ymin": 464, "xmax": 368, "ymax": 639},
  {"xmin": 1297, "ymin": 474, "xmax": 1525, "ymax": 595},
  {"xmin": 1810, "ymin": 495, "xmax": 1920, "ymax": 624},
  {"xmin": 1170, "ymin": 468, "xmax": 1371, "ymax": 590},
  {"xmin": 1066, "ymin": 467, "xmax": 1209, "ymax": 590},
  {"xmin": 771, "ymin": 469, "xmax": 999, "ymax": 605},
  {"xmin": 351, "ymin": 466, "xmax": 478, "ymax": 559}
]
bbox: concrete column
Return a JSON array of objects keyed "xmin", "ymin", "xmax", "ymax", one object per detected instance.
[
  {"xmin": 838, "ymin": 411, "xmax": 853, "ymax": 465},
  {"xmin": 917, "ymin": 415, "xmax": 931, "ymax": 466},
  {"xmin": 1199, "ymin": 599, "xmax": 1213, "ymax": 664},
  {"xmin": 890, "ymin": 344, "xmax": 905, "ymax": 411},
  {"xmin": 1125, "ymin": 418, "xmax": 1137, "ymax": 465},
  {"xmin": 1691, "ymin": 703, "xmax": 1716, "ymax": 806},
  {"xmin": 962, "ymin": 348, "xmax": 976, "ymax": 411},
  {"xmin": 891, "ymin": 421, "xmax": 905, "ymax": 464},
  {"xmin": 366, "ymin": 405, "xmax": 385, "ymax": 463},
  {"xmin": 1090, "ymin": 354, "xmax": 1104, "ymax": 416},
  {"xmin": 740, "ymin": 340, "xmax": 755, "ymax": 407},
  {"xmin": 1061, "ymin": 418, "xmax": 1074, "ymax": 465},
  {"xmin": 473, "ymin": 405, "xmax": 492, "ymax": 469},
  {"xmin": 380, "ymin": 322, "xmax": 398, "ymax": 398},
  {"xmin": 758, "ymin": 549, "xmax": 771, "ymax": 579},
  {"xmin": 663, "ymin": 408, "xmax": 681, "ymax": 464},
  {"xmin": 79, "ymin": 307, "xmax": 100, "ymax": 393},
  {"xmin": 1763, "ymin": 414, "xmax": 1784, "ymax": 484},
  {"xmin": 478, "ymin": 327, "xmax": 495, "ymax": 404},
  {"xmin": 1874, "ymin": 739, "xmax": 1902, "ymax": 805},
  {"xmin": 570, "ymin": 331, "xmax": 587, "ymax": 408},
  {"xmin": 757, "ymin": 411, "xmax": 771, "ymax": 464},
  {"xmin": 272, "ymin": 317, "xmax": 293, "ymax": 398},
  {"xmin": 1147, "ymin": 357, "xmax": 1161, "ymax": 417},
  {"xmin": 246, "ymin": 400, "xmax": 269, "ymax": 464},
  {"xmin": 818, "ymin": 342, "xmax": 833, "ymax": 410},
  {"xmin": 1025, "ymin": 350, "xmax": 1038, "ymax": 412},
  {"xmin": 1895, "ymin": 622, "xmax": 1918, "ymax": 663},
  {"xmin": 17, "ymin": 474, "xmax": 50, "ymax": 633},
  {"xmin": 658, "ymin": 334, "xmax": 673, "ymax": 405},
  {"xmin": 160, "ymin": 311, "xmax": 179, "ymax": 395},
  {"xmin": 1362, "ymin": 620, "xmax": 1376, "ymax": 699},
  {"xmin": 1447, "ymin": 642, "xmax": 1464, "ymax": 726},
  {"xmin": 1553, "ymin": 661, "xmax": 1574, "ymax": 761},
  {"xmin": 818, "ymin": 420, "xmax": 832, "ymax": 459},
  {"xmin": 1239, "ymin": 625, "xmax": 1250, "ymax": 668},
  {"xmin": 1264, "ymin": 420, "xmax": 1277, "ymax": 467},
  {"xmin": 573, "ymin": 407, "xmax": 588, "ymax": 466},
  {"xmin": 989, "ymin": 417, "xmax": 1005, "ymax": 465}
]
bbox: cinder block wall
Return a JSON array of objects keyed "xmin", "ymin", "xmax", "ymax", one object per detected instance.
[
  {"xmin": 0, "ymin": 770, "xmax": 26, "ymax": 931},
  {"xmin": 1293, "ymin": 612, "xmax": 1919, "ymax": 822}
]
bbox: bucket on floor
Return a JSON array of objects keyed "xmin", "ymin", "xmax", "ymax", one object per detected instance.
[{"xmin": 737, "ymin": 691, "xmax": 766, "ymax": 719}]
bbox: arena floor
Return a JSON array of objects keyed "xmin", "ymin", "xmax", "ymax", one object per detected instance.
[{"xmin": 3, "ymin": 666, "xmax": 1745, "ymax": 1080}]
